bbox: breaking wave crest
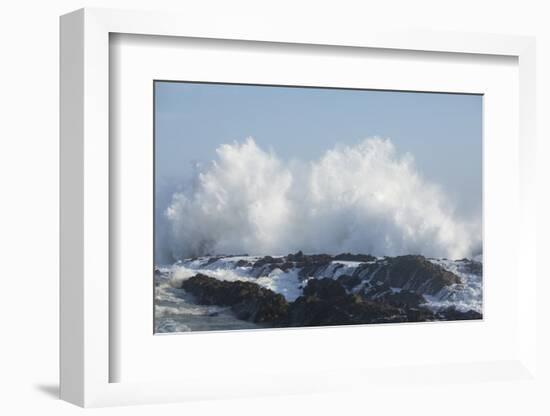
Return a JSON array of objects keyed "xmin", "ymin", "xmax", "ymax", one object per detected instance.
[{"xmin": 162, "ymin": 137, "xmax": 480, "ymax": 261}]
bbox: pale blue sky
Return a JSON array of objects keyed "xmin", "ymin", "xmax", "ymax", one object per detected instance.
[{"xmin": 155, "ymin": 81, "xmax": 482, "ymax": 218}]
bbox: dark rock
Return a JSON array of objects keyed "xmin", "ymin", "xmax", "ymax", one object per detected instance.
[
  {"xmin": 325, "ymin": 263, "xmax": 345, "ymax": 277},
  {"xmin": 235, "ymin": 259, "xmax": 252, "ymax": 267},
  {"xmin": 303, "ymin": 278, "xmax": 347, "ymax": 300},
  {"xmin": 288, "ymin": 278, "xmax": 408, "ymax": 327},
  {"xmin": 351, "ymin": 262, "xmax": 377, "ymax": 280},
  {"xmin": 371, "ymin": 255, "xmax": 462, "ymax": 295},
  {"xmin": 287, "ymin": 251, "xmax": 305, "ymax": 262},
  {"xmin": 203, "ymin": 256, "xmax": 222, "ymax": 267},
  {"xmin": 297, "ymin": 263, "xmax": 330, "ymax": 279},
  {"xmin": 288, "ymin": 294, "xmax": 408, "ymax": 327},
  {"xmin": 294, "ymin": 254, "xmax": 333, "ymax": 279},
  {"xmin": 248, "ymin": 256, "xmax": 291, "ymax": 277},
  {"xmin": 288, "ymin": 295, "xmax": 353, "ymax": 326},
  {"xmin": 279, "ymin": 261, "xmax": 294, "ymax": 272},
  {"xmin": 334, "ymin": 253, "xmax": 376, "ymax": 262},
  {"xmin": 180, "ymin": 274, "xmax": 288, "ymax": 323},
  {"xmin": 177, "ymin": 260, "xmax": 474, "ymax": 328},
  {"xmin": 405, "ymin": 307, "xmax": 436, "ymax": 322},
  {"xmin": 383, "ymin": 290, "xmax": 426, "ymax": 308},
  {"xmin": 459, "ymin": 259, "xmax": 483, "ymax": 275},
  {"xmin": 437, "ymin": 307, "xmax": 482, "ymax": 321},
  {"xmin": 337, "ymin": 274, "xmax": 362, "ymax": 291},
  {"xmin": 254, "ymin": 256, "xmax": 284, "ymax": 267},
  {"xmin": 305, "ymin": 254, "xmax": 333, "ymax": 264},
  {"xmin": 361, "ymin": 284, "xmax": 430, "ymax": 311},
  {"xmin": 362, "ymin": 282, "xmax": 393, "ymax": 299},
  {"xmin": 240, "ymin": 256, "xmax": 296, "ymax": 277}
]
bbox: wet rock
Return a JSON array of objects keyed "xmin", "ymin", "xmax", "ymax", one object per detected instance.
[
  {"xmin": 279, "ymin": 261, "xmax": 294, "ymax": 272},
  {"xmin": 304, "ymin": 254, "xmax": 333, "ymax": 264},
  {"xmin": 350, "ymin": 262, "xmax": 379, "ymax": 280},
  {"xmin": 458, "ymin": 259, "xmax": 483, "ymax": 275},
  {"xmin": 383, "ymin": 290, "xmax": 426, "ymax": 308},
  {"xmin": 286, "ymin": 251, "xmax": 305, "ymax": 262},
  {"xmin": 180, "ymin": 274, "xmax": 288, "ymax": 323},
  {"xmin": 250, "ymin": 256, "xmax": 286, "ymax": 278},
  {"xmin": 235, "ymin": 259, "xmax": 252, "ymax": 267},
  {"xmin": 405, "ymin": 307, "xmax": 436, "ymax": 322},
  {"xmin": 288, "ymin": 278, "xmax": 408, "ymax": 327},
  {"xmin": 203, "ymin": 256, "xmax": 223, "ymax": 267},
  {"xmin": 361, "ymin": 283, "xmax": 425, "ymax": 308},
  {"xmin": 254, "ymin": 256, "xmax": 284, "ymax": 267},
  {"xmin": 293, "ymin": 254, "xmax": 333, "ymax": 279},
  {"xmin": 303, "ymin": 278, "xmax": 347, "ymax": 300},
  {"xmin": 437, "ymin": 307, "xmax": 482, "ymax": 321},
  {"xmin": 362, "ymin": 282, "xmax": 393, "ymax": 299},
  {"xmin": 334, "ymin": 253, "xmax": 376, "ymax": 262},
  {"xmin": 175, "ymin": 253, "xmax": 476, "ymax": 328},
  {"xmin": 371, "ymin": 255, "xmax": 462, "ymax": 295},
  {"xmin": 242, "ymin": 256, "xmax": 295, "ymax": 276},
  {"xmin": 321, "ymin": 263, "xmax": 344, "ymax": 278},
  {"xmin": 337, "ymin": 274, "xmax": 362, "ymax": 291}
]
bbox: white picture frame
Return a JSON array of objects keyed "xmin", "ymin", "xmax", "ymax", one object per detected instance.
[{"xmin": 60, "ymin": 7, "xmax": 538, "ymax": 407}]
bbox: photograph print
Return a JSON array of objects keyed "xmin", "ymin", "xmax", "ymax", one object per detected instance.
[{"xmin": 154, "ymin": 81, "xmax": 483, "ymax": 333}]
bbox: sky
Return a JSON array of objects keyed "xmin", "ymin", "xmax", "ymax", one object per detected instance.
[
  {"xmin": 155, "ymin": 81, "xmax": 482, "ymax": 216},
  {"xmin": 154, "ymin": 81, "xmax": 482, "ymax": 261}
]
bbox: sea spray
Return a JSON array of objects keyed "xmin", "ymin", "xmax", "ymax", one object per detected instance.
[{"xmin": 162, "ymin": 137, "xmax": 480, "ymax": 261}]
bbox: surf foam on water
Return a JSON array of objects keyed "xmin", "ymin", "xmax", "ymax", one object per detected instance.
[
  {"xmin": 164, "ymin": 256, "xmax": 303, "ymax": 302},
  {"xmin": 424, "ymin": 258, "xmax": 483, "ymax": 313},
  {"xmin": 155, "ymin": 266, "xmax": 261, "ymax": 333}
]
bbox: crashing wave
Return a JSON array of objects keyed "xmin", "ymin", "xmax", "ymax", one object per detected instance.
[{"xmin": 160, "ymin": 137, "xmax": 481, "ymax": 262}]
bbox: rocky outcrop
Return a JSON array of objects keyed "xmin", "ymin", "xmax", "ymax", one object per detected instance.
[
  {"xmin": 288, "ymin": 278, "xmax": 409, "ymax": 326},
  {"xmin": 364, "ymin": 255, "xmax": 462, "ymax": 295},
  {"xmin": 243, "ymin": 253, "xmax": 463, "ymax": 296},
  {"xmin": 235, "ymin": 259, "xmax": 253, "ymax": 267},
  {"xmin": 457, "ymin": 258, "xmax": 483, "ymax": 275},
  {"xmin": 334, "ymin": 253, "xmax": 376, "ymax": 262},
  {"xmin": 436, "ymin": 307, "xmax": 482, "ymax": 321},
  {"xmin": 384, "ymin": 290, "xmax": 427, "ymax": 308},
  {"xmin": 289, "ymin": 252, "xmax": 334, "ymax": 280},
  {"xmin": 337, "ymin": 274, "xmax": 362, "ymax": 291},
  {"xmin": 250, "ymin": 256, "xmax": 294, "ymax": 277},
  {"xmin": 173, "ymin": 249, "xmax": 482, "ymax": 328},
  {"xmin": 179, "ymin": 273, "xmax": 480, "ymax": 327},
  {"xmin": 180, "ymin": 274, "xmax": 288, "ymax": 323}
]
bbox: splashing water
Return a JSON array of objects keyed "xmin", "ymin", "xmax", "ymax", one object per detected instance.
[{"xmin": 162, "ymin": 137, "xmax": 480, "ymax": 261}]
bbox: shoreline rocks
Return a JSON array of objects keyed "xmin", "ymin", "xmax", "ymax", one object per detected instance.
[
  {"xmin": 241, "ymin": 252, "xmax": 466, "ymax": 297},
  {"xmin": 368, "ymin": 255, "xmax": 462, "ymax": 295},
  {"xmin": 178, "ymin": 273, "xmax": 481, "ymax": 327},
  {"xmin": 180, "ymin": 274, "xmax": 288, "ymax": 324}
]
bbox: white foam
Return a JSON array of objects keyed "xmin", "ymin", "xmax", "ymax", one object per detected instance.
[
  {"xmin": 155, "ymin": 304, "xmax": 226, "ymax": 317},
  {"xmin": 162, "ymin": 137, "xmax": 481, "ymax": 261},
  {"xmin": 165, "ymin": 260, "xmax": 303, "ymax": 302},
  {"xmin": 255, "ymin": 269, "xmax": 302, "ymax": 302},
  {"xmin": 425, "ymin": 259, "xmax": 483, "ymax": 313},
  {"xmin": 155, "ymin": 318, "xmax": 191, "ymax": 333}
]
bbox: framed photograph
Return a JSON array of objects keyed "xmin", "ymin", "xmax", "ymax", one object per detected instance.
[
  {"xmin": 153, "ymin": 81, "xmax": 483, "ymax": 334},
  {"xmin": 60, "ymin": 8, "xmax": 538, "ymax": 407}
]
